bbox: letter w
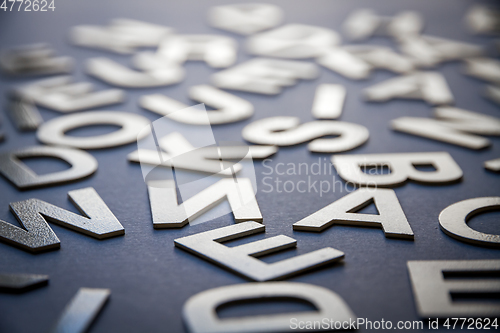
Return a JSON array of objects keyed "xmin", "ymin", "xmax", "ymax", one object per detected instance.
[{"xmin": 147, "ymin": 178, "xmax": 262, "ymax": 228}]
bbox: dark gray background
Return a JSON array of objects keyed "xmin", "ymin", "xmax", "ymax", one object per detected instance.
[{"xmin": 0, "ymin": 0, "xmax": 499, "ymax": 332}]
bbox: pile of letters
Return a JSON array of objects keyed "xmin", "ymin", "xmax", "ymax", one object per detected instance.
[{"xmin": 0, "ymin": 3, "xmax": 499, "ymax": 333}]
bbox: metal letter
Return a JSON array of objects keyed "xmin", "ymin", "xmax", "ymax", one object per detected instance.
[
  {"xmin": 317, "ymin": 48, "xmax": 372, "ymax": 80},
  {"xmin": 311, "ymin": 84, "xmax": 346, "ymax": 119},
  {"xmin": 140, "ymin": 85, "xmax": 253, "ymax": 125},
  {"xmin": 343, "ymin": 9, "xmax": 423, "ymax": 41},
  {"xmin": 212, "ymin": 58, "xmax": 319, "ymax": 95},
  {"xmin": 0, "ymin": 273, "xmax": 48, "ymax": 293},
  {"xmin": 49, "ymin": 288, "xmax": 110, "ymax": 333},
  {"xmin": 183, "ymin": 282, "xmax": 356, "ymax": 333},
  {"xmin": 7, "ymin": 98, "xmax": 43, "ymax": 131},
  {"xmin": 343, "ymin": 45, "xmax": 415, "ymax": 74},
  {"xmin": 0, "ymin": 146, "xmax": 97, "ymax": 189},
  {"xmin": 317, "ymin": 45, "xmax": 414, "ymax": 79},
  {"xmin": 247, "ymin": 24, "xmax": 341, "ymax": 58},
  {"xmin": 439, "ymin": 197, "xmax": 500, "ymax": 247},
  {"xmin": 463, "ymin": 57, "xmax": 500, "ymax": 84},
  {"xmin": 153, "ymin": 35, "xmax": 237, "ymax": 68},
  {"xmin": 423, "ymin": 35, "xmax": 483, "ymax": 61},
  {"xmin": 14, "ymin": 76, "xmax": 124, "ymax": 113},
  {"xmin": 363, "ymin": 72, "xmax": 454, "ymax": 105},
  {"xmin": 391, "ymin": 107, "xmax": 500, "ymax": 150},
  {"xmin": 407, "ymin": 260, "xmax": 500, "ymax": 317},
  {"xmin": 70, "ymin": 18, "xmax": 173, "ymax": 54},
  {"xmin": 466, "ymin": 6, "xmax": 500, "ymax": 35},
  {"xmin": 148, "ymin": 178, "xmax": 262, "ymax": 228},
  {"xmin": 0, "ymin": 43, "xmax": 72, "ymax": 76},
  {"xmin": 485, "ymin": 84, "xmax": 500, "ymax": 106},
  {"xmin": 397, "ymin": 36, "xmax": 441, "ymax": 68},
  {"xmin": 174, "ymin": 222, "xmax": 344, "ymax": 281},
  {"xmin": 242, "ymin": 117, "xmax": 369, "ymax": 153},
  {"xmin": 208, "ymin": 3, "xmax": 283, "ymax": 35},
  {"xmin": 129, "ymin": 132, "xmax": 276, "ymax": 175},
  {"xmin": 294, "ymin": 188, "xmax": 413, "ymax": 239},
  {"xmin": 399, "ymin": 35, "xmax": 483, "ymax": 67},
  {"xmin": 86, "ymin": 57, "xmax": 184, "ymax": 88},
  {"xmin": 484, "ymin": 158, "xmax": 500, "ymax": 172},
  {"xmin": 37, "ymin": 111, "xmax": 150, "ymax": 149},
  {"xmin": 0, "ymin": 187, "xmax": 124, "ymax": 252},
  {"xmin": 332, "ymin": 152, "xmax": 463, "ymax": 187}
]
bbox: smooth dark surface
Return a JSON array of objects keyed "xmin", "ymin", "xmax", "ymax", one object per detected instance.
[{"xmin": 0, "ymin": 1, "xmax": 499, "ymax": 332}]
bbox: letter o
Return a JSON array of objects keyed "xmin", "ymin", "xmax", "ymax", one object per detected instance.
[
  {"xmin": 284, "ymin": 180, "xmax": 295, "ymax": 193},
  {"xmin": 37, "ymin": 111, "xmax": 150, "ymax": 149}
]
